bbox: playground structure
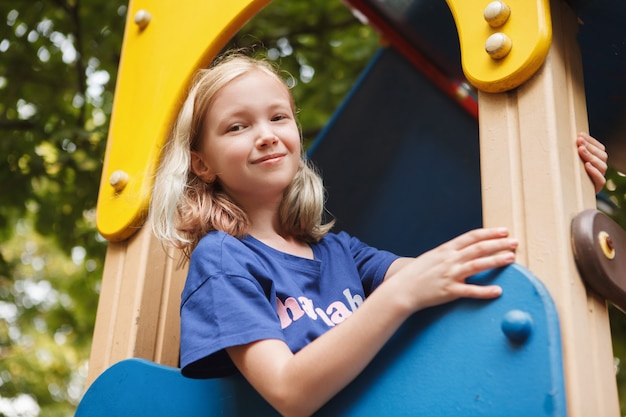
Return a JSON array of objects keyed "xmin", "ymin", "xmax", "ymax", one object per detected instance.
[{"xmin": 78, "ymin": 0, "xmax": 626, "ymax": 415}]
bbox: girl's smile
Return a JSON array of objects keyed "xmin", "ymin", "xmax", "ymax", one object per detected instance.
[{"xmin": 251, "ymin": 153, "xmax": 287, "ymax": 165}]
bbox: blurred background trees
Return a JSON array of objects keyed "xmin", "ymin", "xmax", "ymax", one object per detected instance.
[
  {"xmin": 1, "ymin": 1, "xmax": 124, "ymax": 415},
  {"xmin": 0, "ymin": 0, "xmax": 625, "ymax": 415}
]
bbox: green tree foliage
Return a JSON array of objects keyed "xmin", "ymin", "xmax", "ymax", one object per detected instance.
[
  {"xmin": 605, "ymin": 166, "xmax": 626, "ymax": 414},
  {"xmin": 0, "ymin": 0, "xmax": 125, "ymax": 415},
  {"xmin": 605, "ymin": 167, "xmax": 626, "ymax": 229},
  {"xmin": 0, "ymin": 0, "xmax": 124, "ymax": 252},
  {"xmin": 1, "ymin": 0, "xmax": 625, "ymax": 416}
]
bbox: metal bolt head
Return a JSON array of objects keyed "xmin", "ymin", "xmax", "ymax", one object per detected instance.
[
  {"xmin": 598, "ymin": 230, "xmax": 616, "ymax": 260},
  {"xmin": 109, "ymin": 170, "xmax": 129, "ymax": 193},
  {"xmin": 485, "ymin": 32, "xmax": 512, "ymax": 60},
  {"xmin": 134, "ymin": 10, "xmax": 152, "ymax": 30},
  {"xmin": 484, "ymin": 1, "xmax": 511, "ymax": 28}
]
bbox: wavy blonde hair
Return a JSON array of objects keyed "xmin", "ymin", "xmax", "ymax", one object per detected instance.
[{"xmin": 149, "ymin": 53, "xmax": 334, "ymax": 259}]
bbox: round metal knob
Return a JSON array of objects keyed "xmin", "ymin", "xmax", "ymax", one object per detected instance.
[
  {"xmin": 134, "ymin": 10, "xmax": 152, "ymax": 30},
  {"xmin": 109, "ymin": 170, "xmax": 129, "ymax": 192},
  {"xmin": 484, "ymin": 1, "xmax": 511, "ymax": 28},
  {"xmin": 598, "ymin": 231, "xmax": 616, "ymax": 260},
  {"xmin": 485, "ymin": 32, "xmax": 512, "ymax": 59}
]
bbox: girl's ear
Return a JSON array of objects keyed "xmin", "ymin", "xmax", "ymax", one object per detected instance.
[{"xmin": 190, "ymin": 151, "xmax": 216, "ymax": 183}]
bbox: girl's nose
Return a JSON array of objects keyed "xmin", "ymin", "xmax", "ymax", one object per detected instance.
[{"xmin": 256, "ymin": 125, "xmax": 279, "ymax": 147}]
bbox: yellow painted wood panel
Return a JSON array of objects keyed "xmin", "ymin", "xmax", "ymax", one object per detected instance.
[
  {"xmin": 96, "ymin": 0, "xmax": 270, "ymax": 242},
  {"xmin": 446, "ymin": 0, "xmax": 551, "ymax": 92}
]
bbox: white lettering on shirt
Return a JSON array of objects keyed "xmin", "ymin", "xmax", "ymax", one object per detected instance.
[{"xmin": 276, "ymin": 288, "xmax": 363, "ymax": 330}]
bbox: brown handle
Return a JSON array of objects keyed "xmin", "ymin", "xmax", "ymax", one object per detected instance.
[{"xmin": 571, "ymin": 209, "xmax": 626, "ymax": 311}]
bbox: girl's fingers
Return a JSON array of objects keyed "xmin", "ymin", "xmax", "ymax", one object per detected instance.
[
  {"xmin": 455, "ymin": 283, "xmax": 502, "ymax": 300},
  {"xmin": 578, "ymin": 143, "xmax": 608, "ymax": 171},
  {"xmin": 578, "ymin": 132, "xmax": 606, "ymax": 152},
  {"xmin": 449, "ymin": 227, "xmax": 510, "ymax": 251},
  {"xmin": 585, "ymin": 162, "xmax": 607, "ymax": 192},
  {"xmin": 456, "ymin": 250, "xmax": 516, "ymax": 278},
  {"xmin": 452, "ymin": 230, "xmax": 518, "ymax": 264},
  {"xmin": 429, "ymin": 228, "xmax": 517, "ymax": 288},
  {"xmin": 462, "ymin": 237, "xmax": 518, "ymax": 259},
  {"xmin": 577, "ymin": 133, "xmax": 608, "ymax": 193},
  {"xmin": 577, "ymin": 133, "xmax": 608, "ymax": 170}
]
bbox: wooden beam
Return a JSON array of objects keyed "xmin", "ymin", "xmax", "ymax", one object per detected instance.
[
  {"xmin": 86, "ymin": 225, "xmax": 187, "ymax": 386},
  {"xmin": 478, "ymin": 1, "xmax": 619, "ymax": 415}
]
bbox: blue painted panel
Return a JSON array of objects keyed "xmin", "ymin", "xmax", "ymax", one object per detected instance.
[
  {"xmin": 309, "ymin": 47, "xmax": 481, "ymax": 257},
  {"xmin": 76, "ymin": 264, "xmax": 566, "ymax": 417},
  {"xmin": 76, "ymin": 359, "xmax": 277, "ymax": 417}
]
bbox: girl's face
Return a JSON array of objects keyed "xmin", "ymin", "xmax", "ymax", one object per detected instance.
[{"xmin": 191, "ymin": 69, "xmax": 301, "ymax": 207}]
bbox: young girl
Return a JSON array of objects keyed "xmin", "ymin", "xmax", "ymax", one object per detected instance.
[{"xmin": 149, "ymin": 53, "xmax": 608, "ymax": 417}]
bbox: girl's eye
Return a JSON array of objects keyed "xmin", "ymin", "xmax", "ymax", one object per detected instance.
[
  {"xmin": 227, "ymin": 124, "xmax": 245, "ymax": 133},
  {"xmin": 272, "ymin": 114, "xmax": 287, "ymax": 122}
]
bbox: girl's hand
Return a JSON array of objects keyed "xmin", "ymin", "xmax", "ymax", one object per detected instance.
[
  {"xmin": 577, "ymin": 132, "xmax": 608, "ymax": 193},
  {"xmin": 387, "ymin": 228, "xmax": 518, "ymax": 312}
]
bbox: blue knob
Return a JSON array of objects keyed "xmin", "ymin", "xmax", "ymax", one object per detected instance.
[{"xmin": 501, "ymin": 310, "xmax": 533, "ymax": 343}]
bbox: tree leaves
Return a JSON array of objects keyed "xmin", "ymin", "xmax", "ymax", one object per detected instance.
[
  {"xmin": 0, "ymin": 0, "xmax": 123, "ymax": 251},
  {"xmin": 0, "ymin": 0, "xmax": 122, "ymax": 414}
]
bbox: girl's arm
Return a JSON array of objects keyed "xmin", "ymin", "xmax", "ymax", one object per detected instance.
[
  {"xmin": 227, "ymin": 227, "xmax": 517, "ymax": 417},
  {"xmin": 577, "ymin": 132, "xmax": 608, "ymax": 193}
]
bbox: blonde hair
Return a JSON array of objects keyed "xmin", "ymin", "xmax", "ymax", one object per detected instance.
[{"xmin": 149, "ymin": 53, "xmax": 333, "ymax": 259}]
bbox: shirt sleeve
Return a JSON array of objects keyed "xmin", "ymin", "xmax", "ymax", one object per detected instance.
[
  {"xmin": 180, "ymin": 273, "xmax": 286, "ymax": 378},
  {"xmin": 343, "ymin": 232, "xmax": 400, "ymax": 294}
]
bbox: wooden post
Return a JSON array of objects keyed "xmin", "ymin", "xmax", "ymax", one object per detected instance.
[
  {"xmin": 86, "ymin": 225, "xmax": 187, "ymax": 385},
  {"xmin": 478, "ymin": 1, "xmax": 619, "ymax": 415}
]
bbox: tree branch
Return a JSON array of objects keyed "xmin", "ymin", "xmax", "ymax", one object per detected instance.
[{"xmin": 0, "ymin": 119, "xmax": 37, "ymax": 130}]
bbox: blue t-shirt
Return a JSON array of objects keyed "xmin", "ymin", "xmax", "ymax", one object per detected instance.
[{"xmin": 180, "ymin": 230, "xmax": 399, "ymax": 378}]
